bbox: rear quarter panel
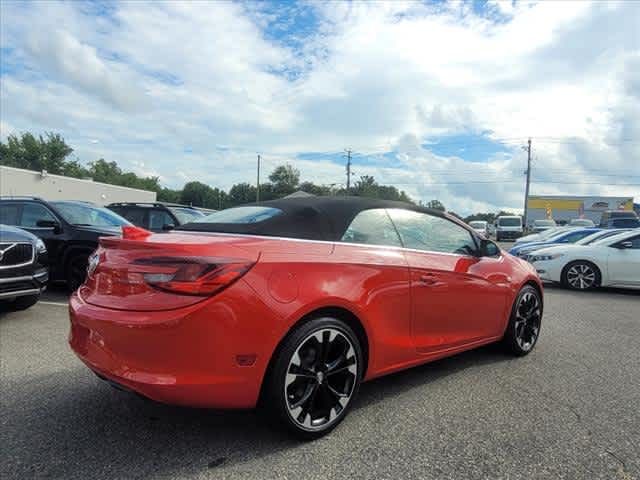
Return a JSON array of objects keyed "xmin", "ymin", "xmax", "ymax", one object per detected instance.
[{"xmin": 240, "ymin": 239, "xmax": 414, "ymax": 380}]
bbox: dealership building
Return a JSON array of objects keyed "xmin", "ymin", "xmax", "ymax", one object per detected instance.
[
  {"xmin": 526, "ymin": 195, "xmax": 635, "ymax": 226},
  {"xmin": 0, "ymin": 165, "xmax": 155, "ymax": 205}
]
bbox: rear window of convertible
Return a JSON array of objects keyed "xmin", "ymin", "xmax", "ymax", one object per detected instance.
[{"xmin": 190, "ymin": 206, "xmax": 282, "ymax": 224}]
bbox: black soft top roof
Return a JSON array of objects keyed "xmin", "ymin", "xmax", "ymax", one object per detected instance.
[{"xmin": 177, "ymin": 196, "xmax": 447, "ymax": 241}]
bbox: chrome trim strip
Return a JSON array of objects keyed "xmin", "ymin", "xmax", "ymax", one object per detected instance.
[
  {"xmin": 0, "ymin": 288, "xmax": 41, "ymax": 299},
  {"xmin": 0, "ymin": 242, "xmax": 35, "ymax": 270},
  {"xmin": 172, "ymin": 230, "xmax": 485, "ymax": 259},
  {"xmin": 0, "ymin": 275, "xmax": 35, "ymax": 284}
]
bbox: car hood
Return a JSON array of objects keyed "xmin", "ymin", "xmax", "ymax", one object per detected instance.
[{"xmin": 0, "ymin": 224, "xmax": 38, "ymax": 243}]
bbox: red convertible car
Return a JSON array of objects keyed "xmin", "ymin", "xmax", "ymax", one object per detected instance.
[{"xmin": 69, "ymin": 197, "xmax": 543, "ymax": 438}]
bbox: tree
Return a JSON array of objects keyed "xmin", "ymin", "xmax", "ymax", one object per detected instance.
[
  {"xmin": 0, "ymin": 132, "xmax": 74, "ymax": 174},
  {"xmin": 426, "ymin": 199, "xmax": 445, "ymax": 211},
  {"xmin": 181, "ymin": 181, "xmax": 215, "ymax": 207},
  {"xmin": 227, "ymin": 182, "xmax": 257, "ymax": 206},
  {"xmin": 268, "ymin": 164, "xmax": 300, "ymax": 195}
]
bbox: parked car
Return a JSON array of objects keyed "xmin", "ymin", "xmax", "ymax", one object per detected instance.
[
  {"xmin": 69, "ymin": 197, "xmax": 543, "ymax": 438},
  {"xmin": 0, "ymin": 197, "xmax": 131, "ymax": 291},
  {"xmin": 531, "ymin": 219, "xmax": 557, "ymax": 233},
  {"xmin": 514, "ymin": 226, "xmax": 575, "ymax": 247},
  {"xmin": 530, "ymin": 230, "xmax": 640, "ymax": 290},
  {"xmin": 569, "ymin": 218, "xmax": 595, "ymax": 227},
  {"xmin": 573, "ymin": 228, "xmax": 634, "ymax": 246},
  {"xmin": 599, "ymin": 210, "xmax": 639, "ymax": 227},
  {"xmin": 495, "ymin": 215, "xmax": 523, "ymax": 241},
  {"xmin": 107, "ymin": 202, "xmax": 207, "ymax": 232},
  {"xmin": 600, "ymin": 217, "xmax": 640, "ymax": 229},
  {"xmin": 509, "ymin": 228, "xmax": 600, "ymax": 259},
  {"xmin": 0, "ymin": 224, "xmax": 48, "ymax": 310},
  {"xmin": 468, "ymin": 220, "xmax": 489, "ymax": 237}
]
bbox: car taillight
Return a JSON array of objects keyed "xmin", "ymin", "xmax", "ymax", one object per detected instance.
[{"xmin": 131, "ymin": 257, "xmax": 254, "ymax": 296}]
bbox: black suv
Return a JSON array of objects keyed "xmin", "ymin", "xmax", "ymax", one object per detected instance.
[
  {"xmin": 0, "ymin": 197, "xmax": 131, "ymax": 291},
  {"xmin": 107, "ymin": 202, "xmax": 208, "ymax": 232},
  {"xmin": 599, "ymin": 210, "xmax": 639, "ymax": 228},
  {"xmin": 0, "ymin": 224, "xmax": 48, "ymax": 310}
]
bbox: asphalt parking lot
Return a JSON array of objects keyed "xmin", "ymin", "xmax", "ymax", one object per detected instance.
[{"xmin": 2, "ymin": 281, "xmax": 639, "ymax": 479}]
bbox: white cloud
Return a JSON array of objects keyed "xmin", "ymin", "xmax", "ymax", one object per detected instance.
[{"xmin": 0, "ymin": 0, "xmax": 638, "ymax": 215}]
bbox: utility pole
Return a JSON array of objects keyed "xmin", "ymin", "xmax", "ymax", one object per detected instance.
[
  {"xmin": 523, "ymin": 138, "xmax": 532, "ymax": 228},
  {"xmin": 256, "ymin": 154, "xmax": 261, "ymax": 203},
  {"xmin": 344, "ymin": 149, "xmax": 353, "ymax": 191}
]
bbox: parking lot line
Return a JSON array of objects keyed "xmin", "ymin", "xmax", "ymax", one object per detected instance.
[{"xmin": 38, "ymin": 301, "xmax": 68, "ymax": 307}]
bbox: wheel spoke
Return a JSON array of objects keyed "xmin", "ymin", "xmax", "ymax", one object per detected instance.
[{"xmin": 290, "ymin": 382, "xmax": 318, "ymax": 410}]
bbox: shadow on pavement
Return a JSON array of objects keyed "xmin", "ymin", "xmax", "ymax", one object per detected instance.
[{"xmin": 1, "ymin": 345, "xmax": 511, "ymax": 479}]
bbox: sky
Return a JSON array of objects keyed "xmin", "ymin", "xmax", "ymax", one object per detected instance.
[{"xmin": 1, "ymin": 0, "xmax": 638, "ymax": 215}]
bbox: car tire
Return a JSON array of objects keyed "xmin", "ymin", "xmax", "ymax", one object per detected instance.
[
  {"xmin": 561, "ymin": 260, "xmax": 601, "ymax": 290},
  {"xmin": 12, "ymin": 293, "xmax": 41, "ymax": 311},
  {"xmin": 263, "ymin": 317, "xmax": 363, "ymax": 440},
  {"xmin": 66, "ymin": 254, "xmax": 90, "ymax": 293},
  {"xmin": 502, "ymin": 285, "xmax": 542, "ymax": 356}
]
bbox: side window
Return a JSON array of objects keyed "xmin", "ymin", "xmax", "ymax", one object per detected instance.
[
  {"xmin": 0, "ymin": 203, "xmax": 20, "ymax": 225},
  {"xmin": 388, "ymin": 209, "xmax": 477, "ymax": 255},
  {"xmin": 341, "ymin": 209, "xmax": 402, "ymax": 247},
  {"xmin": 149, "ymin": 209, "xmax": 175, "ymax": 230},
  {"xmin": 118, "ymin": 208, "xmax": 147, "ymax": 227},
  {"xmin": 623, "ymin": 235, "xmax": 640, "ymax": 249},
  {"xmin": 561, "ymin": 230, "xmax": 592, "ymax": 243},
  {"xmin": 20, "ymin": 203, "xmax": 57, "ymax": 228}
]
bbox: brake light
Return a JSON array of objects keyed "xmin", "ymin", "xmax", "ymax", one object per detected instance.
[
  {"xmin": 122, "ymin": 225, "xmax": 153, "ymax": 240},
  {"xmin": 132, "ymin": 257, "xmax": 254, "ymax": 296}
]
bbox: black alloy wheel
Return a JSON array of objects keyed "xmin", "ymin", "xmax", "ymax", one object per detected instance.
[
  {"xmin": 265, "ymin": 317, "xmax": 362, "ymax": 439},
  {"xmin": 503, "ymin": 285, "xmax": 542, "ymax": 356}
]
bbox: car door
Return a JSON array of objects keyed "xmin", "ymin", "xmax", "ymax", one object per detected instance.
[
  {"xmin": 17, "ymin": 202, "xmax": 66, "ymax": 268},
  {"xmin": 606, "ymin": 234, "xmax": 640, "ymax": 285},
  {"xmin": 387, "ymin": 209, "xmax": 509, "ymax": 354}
]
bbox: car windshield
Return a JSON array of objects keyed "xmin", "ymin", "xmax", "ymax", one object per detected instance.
[
  {"xmin": 51, "ymin": 202, "xmax": 131, "ymax": 227},
  {"xmin": 189, "ymin": 206, "xmax": 282, "ymax": 224},
  {"xmin": 610, "ymin": 218, "xmax": 640, "ymax": 228},
  {"xmin": 538, "ymin": 227, "xmax": 572, "ymax": 239},
  {"xmin": 534, "ymin": 220, "xmax": 555, "ymax": 227},
  {"xmin": 576, "ymin": 230, "xmax": 629, "ymax": 245},
  {"xmin": 498, "ymin": 217, "xmax": 521, "ymax": 227},
  {"xmin": 570, "ymin": 219, "xmax": 594, "ymax": 226},
  {"xmin": 168, "ymin": 207, "xmax": 206, "ymax": 224},
  {"xmin": 592, "ymin": 232, "xmax": 633, "ymax": 246},
  {"xmin": 469, "ymin": 221, "xmax": 486, "ymax": 228}
]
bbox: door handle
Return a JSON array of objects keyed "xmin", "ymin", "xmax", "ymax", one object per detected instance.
[{"xmin": 419, "ymin": 274, "xmax": 438, "ymax": 285}]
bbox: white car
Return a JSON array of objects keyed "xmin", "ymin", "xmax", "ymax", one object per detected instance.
[
  {"xmin": 468, "ymin": 220, "xmax": 489, "ymax": 237},
  {"xmin": 529, "ymin": 230, "xmax": 640, "ymax": 290}
]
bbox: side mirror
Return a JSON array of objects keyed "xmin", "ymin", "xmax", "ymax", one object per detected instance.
[
  {"xmin": 480, "ymin": 239, "xmax": 500, "ymax": 257},
  {"xmin": 36, "ymin": 219, "xmax": 61, "ymax": 233},
  {"xmin": 615, "ymin": 241, "xmax": 633, "ymax": 249},
  {"xmin": 162, "ymin": 223, "xmax": 175, "ymax": 231}
]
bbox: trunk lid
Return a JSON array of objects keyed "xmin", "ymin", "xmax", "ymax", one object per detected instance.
[{"xmin": 79, "ymin": 232, "xmax": 260, "ymax": 312}]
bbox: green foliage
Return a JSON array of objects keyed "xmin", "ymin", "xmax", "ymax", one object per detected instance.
[
  {"xmin": 426, "ymin": 199, "xmax": 446, "ymax": 211},
  {"xmin": 268, "ymin": 164, "xmax": 300, "ymax": 196},
  {"xmin": 0, "ymin": 132, "xmax": 74, "ymax": 174}
]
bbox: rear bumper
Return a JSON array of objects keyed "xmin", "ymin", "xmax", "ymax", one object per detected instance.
[
  {"xmin": 68, "ymin": 280, "xmax": 281, "ymax": 409},
  {"xmin": 0, "ymin": 269, "xmax": 48, "ymax": 299}
]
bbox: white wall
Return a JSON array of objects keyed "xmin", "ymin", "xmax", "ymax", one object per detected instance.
[{"xmin": 0, "ymin": 166, "xmax": 156, "ymax": 205}]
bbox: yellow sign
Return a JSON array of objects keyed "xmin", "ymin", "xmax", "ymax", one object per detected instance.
[{"xmin": 527, "ymin": 198, "xmax": 584, "ymax": 210}]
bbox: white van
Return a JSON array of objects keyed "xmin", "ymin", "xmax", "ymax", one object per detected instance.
[{"xmin": 495, "ymin": 216, "xmax": 523, "ymax": 241}]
